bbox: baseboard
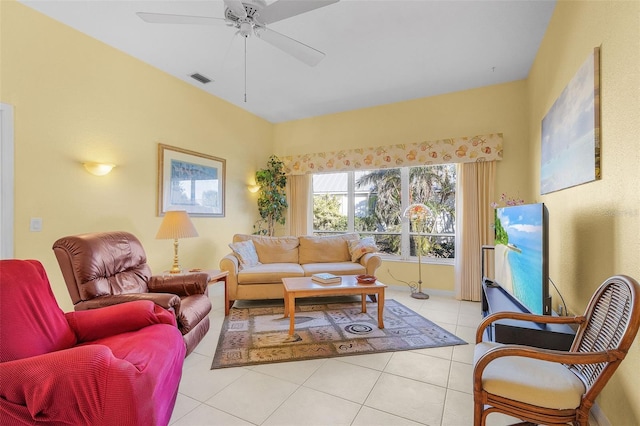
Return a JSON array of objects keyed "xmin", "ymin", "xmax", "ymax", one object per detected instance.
[
  {"xmin": 590, "ymin": 402, "xmax": 611, "ymax": 426},
  {"xmin": 420, "ymin": 288, "xmax": 456, "ymax": 298}
]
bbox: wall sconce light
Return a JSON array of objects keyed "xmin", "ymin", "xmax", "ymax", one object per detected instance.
[
  {"xmin": 83, "ymin": 162, "xmax": 115, "ymax": 176},
  {"xmin": 247, "ymin": 184, "xmax": 260, "ymax": 193}
]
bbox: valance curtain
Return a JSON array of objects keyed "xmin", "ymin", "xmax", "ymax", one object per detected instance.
[
  {"xmin": 281, "ymin": 133, "xmax": 502, "ymax": 175},
  {"xmin": 454, "ymin": 161, "xmax": 495, "ymax": 301}
]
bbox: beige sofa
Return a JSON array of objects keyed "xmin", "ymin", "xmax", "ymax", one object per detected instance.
[{"xmin": 219, "ymin": 233, "xmax": 382, "ymax": 313}]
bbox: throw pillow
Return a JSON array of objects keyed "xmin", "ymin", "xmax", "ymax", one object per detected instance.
[
  {"xmin": 229, "ymin": 240, "xmax": 261, "ymax": 269},
  {"xmin": 348, "ymin": 236, "xmax": 378, "ymax": 262}
]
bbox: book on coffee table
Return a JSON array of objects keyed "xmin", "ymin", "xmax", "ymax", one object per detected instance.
[{"xmin": 311, "ymin": 273, "xmax": 341, "ymax": 284}]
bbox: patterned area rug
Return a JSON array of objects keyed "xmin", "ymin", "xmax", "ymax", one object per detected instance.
[{"xmin": 211, "ymin": 299, "xmax": 466, "ymax": 369}]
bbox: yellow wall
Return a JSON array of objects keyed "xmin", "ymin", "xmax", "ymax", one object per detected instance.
[
  {"xmin": 1, "ymin": 1, "xmax": 273, "ymax": 310},
  {"xmin": 4, "ymin": 0, "xmax": 639, "ymax": 422},
  {"xmin": 274, "ymin": 81, "xmax": 532, "ymax": 290},
  {"xmin": 528, "ymin": 1, "xmax": 640, "ymax": 424}
]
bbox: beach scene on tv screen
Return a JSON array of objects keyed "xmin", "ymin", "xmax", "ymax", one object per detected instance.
[{"xmin": 494, "ymin": 204, "xmax": 544, "ymax": 315}]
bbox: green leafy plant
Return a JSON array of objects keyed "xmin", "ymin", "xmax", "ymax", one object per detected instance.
[
  {"xmin": 313, "ymin": 194, "xmax": 347, "ymax": 231},
  {"xmin": 491, "ymin": 192, "xmax": 525, "ymax": 245},
  {"xmin": 254, "ymin": 155, "xmax": 288, "ymax": 236},
  {"xmin": 494, "ymin": 214, "xmax": 509, "ymax": 245}
]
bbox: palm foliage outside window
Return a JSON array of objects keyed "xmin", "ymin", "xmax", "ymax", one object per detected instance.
[{"xmin": 312, "ymin": 164, "xmax": 456, "ymax": 260}]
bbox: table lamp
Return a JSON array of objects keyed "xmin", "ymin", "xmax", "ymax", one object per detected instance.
[{"xmin": 156, "ymin": 210, "xmax": 198, "ymax": 273}]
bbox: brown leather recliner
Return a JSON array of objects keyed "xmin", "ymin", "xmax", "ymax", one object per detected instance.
[{"xmin": 52, "ymin": 231, "xmax": 211, "ymax": 356}]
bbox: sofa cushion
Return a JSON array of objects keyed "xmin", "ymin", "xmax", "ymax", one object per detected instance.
[
  {"xmin": 302, "ymin": 262, "xmax": 366, "ymax": 276},
  {"xmin": 474, "ymin": 341, "xmax": 585, "ymax": 410},
  {"xmin": 348, "ymin": 236, "xmax": 378, "ymax": 262},
  {"xmin": 233, "ymin": 234, "xmax": 299, "ymax": 264},
  {"xmin": 228, "ymin": 240, "xmax": 261, "ymax": 269},
  {"xmin": 238, "ymin": 263, "xmax": 305, "ymax": 284},
  {"xmin": 298, "ymin": 234, "xmax": 359, "ymax": 264}
]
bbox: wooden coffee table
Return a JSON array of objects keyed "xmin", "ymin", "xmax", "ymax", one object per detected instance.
[{"xmin": 281, "ymin": 275, "xmax": 387, "ymax": 336}]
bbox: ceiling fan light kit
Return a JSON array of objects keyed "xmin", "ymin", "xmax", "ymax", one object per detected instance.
[{"xmin": 238, "ymin": 20, "xmax": 253, "ymax": 38}]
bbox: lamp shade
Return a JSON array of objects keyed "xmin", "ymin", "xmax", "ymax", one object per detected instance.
[
  {"xmin": 403, "ymin": 203, "xmax": 431, "ymax": 221},
  {"xmin": 156, "ymin": 211, "xmax": 198, "ymax": 240}
]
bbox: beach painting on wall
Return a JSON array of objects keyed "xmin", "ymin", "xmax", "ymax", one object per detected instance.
[{"xmin": 540, "ymin": 47, "xmax": 601, "ymax": 195}]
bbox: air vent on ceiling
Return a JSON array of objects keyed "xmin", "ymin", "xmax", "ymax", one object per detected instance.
[{"xmin": 190, "ymin": 73, "xmax": 212, "ymax": 84}]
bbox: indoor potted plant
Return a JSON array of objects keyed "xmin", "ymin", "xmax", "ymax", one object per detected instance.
[{"xmin": 254, "ymin": 155, "xmax": 288, "ymax": 236}]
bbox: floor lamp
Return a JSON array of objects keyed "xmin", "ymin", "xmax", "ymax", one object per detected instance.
[{"xmin": 402, "ymin": 203, "xmax": 431, "ymax": 299}]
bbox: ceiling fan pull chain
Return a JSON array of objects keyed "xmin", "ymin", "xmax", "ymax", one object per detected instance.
[{"xmin": 244, "ymin": 35, "xmax": 247, "ymax": 103}]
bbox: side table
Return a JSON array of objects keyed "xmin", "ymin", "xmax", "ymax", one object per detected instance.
[{"xmin": 201, "ymin": 269, "xmax": 230, "ymax": 316}]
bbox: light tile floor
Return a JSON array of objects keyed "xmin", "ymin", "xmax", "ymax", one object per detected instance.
[{"xmin": 170, "ymin": 284, "xmax": 525, "ymax": 426}]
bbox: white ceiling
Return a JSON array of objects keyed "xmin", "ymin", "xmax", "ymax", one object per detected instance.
[{"xmin": 19, "ymin": 0, "xmax": 556, "ymax": 123}]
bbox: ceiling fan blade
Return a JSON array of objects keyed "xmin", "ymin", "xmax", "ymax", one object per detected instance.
[
  {"xmin": 224, "ymin": 0, "xmax": 248, "ymax": 20},
  {"xmin": 257, "ymin": 0, "xmax": 339, "ymax": 25},
  {"xmin": 257, "ymin": 27, "xmax": 325, "ymax": 66},
  {"xmin": 136, "ymin": 12, "xmax": 224, "ymax": 26}
]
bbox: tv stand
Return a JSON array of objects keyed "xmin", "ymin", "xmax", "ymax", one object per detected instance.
[{"xmin": 481, "ymin": 278, "xmax": 575, "ymax": 350}]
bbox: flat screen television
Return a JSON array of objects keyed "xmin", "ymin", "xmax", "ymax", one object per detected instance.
[{"xmin": 493, "ymin": 202, "xmax": 551, "ymax": 315}]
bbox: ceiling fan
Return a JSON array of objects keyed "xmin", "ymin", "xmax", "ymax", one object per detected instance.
[{"xmin": 137, "ymin": 0, "xmax": 339, "ymax": 67}]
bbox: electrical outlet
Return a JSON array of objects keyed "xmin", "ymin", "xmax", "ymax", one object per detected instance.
[{"xmin": 29, "ymin": 217, "xmax": 42, "ymax": 232}]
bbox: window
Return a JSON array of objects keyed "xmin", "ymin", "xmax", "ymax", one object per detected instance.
[{"xmin": 312, "ymin": 164, "xmax": 456, "ymax": 261}]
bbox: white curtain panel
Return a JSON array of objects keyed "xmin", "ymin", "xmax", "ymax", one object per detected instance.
[
  {"xmin": 286, "ymin": 174, "xmax": 312, "ymax": 236},
  {"xmin": 454, "ymin": 161, "xmax": 495, "ymax": 301}
]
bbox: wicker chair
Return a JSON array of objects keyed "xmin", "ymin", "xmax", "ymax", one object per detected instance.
[{"xmin": 473, "ymin": 275, "xmax": 640, "ymax": 426}]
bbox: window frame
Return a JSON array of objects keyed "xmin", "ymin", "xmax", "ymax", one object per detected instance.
[{"xmin": 311, "ymin": 165, "xmax": 456, "ymax": 265}]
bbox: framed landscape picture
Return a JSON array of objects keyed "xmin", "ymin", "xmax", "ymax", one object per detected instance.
[
  {"xmin": 540, "ymin": 47, "xmax": 601, "ymax": 195},
  {"xmin": 158, "ymin": 144, "xmax": 225, "ymax": 217}
]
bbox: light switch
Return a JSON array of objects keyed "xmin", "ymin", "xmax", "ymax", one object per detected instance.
[{"xmin": 30, "ymin": 217, "xmax": 42, "ymax": 232}]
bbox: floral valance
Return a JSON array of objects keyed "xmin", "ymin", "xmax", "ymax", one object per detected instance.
[{"xmin": 281, "ymin": 133, "xmax": 503, "ymax": 175}]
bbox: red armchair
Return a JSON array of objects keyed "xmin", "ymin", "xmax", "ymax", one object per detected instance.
[{"xmin": 0, "ymin": 259, "xmax": 186, "ymax": 426}]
